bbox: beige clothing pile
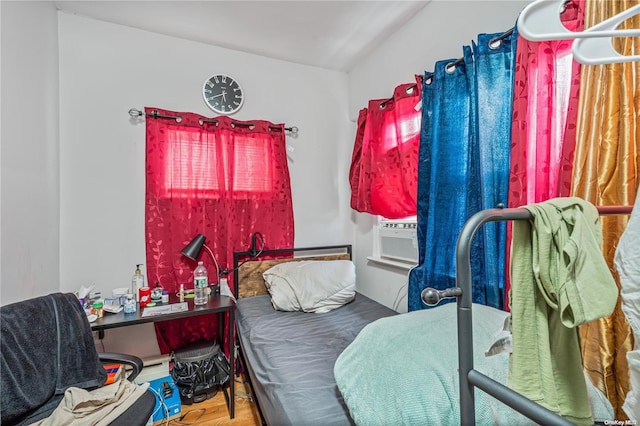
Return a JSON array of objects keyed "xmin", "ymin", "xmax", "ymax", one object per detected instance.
[{"xmin": 31, "ymin": 378, "xmax": 150, "ymax": 426}]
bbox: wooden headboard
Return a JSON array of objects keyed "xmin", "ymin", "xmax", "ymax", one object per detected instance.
[{"xmin": 233, "ymin": 245, "xmax": 352, "ymax": 299}]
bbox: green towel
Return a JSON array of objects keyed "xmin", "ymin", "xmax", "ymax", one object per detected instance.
[{"xmin": 509, "ymin": 197, "xmax": 618, "ymax": 426}]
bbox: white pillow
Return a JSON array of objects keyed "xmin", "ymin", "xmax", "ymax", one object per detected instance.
[{"xmin": 262, "ymin": 260, "xmax": 356, "ymax": 313}]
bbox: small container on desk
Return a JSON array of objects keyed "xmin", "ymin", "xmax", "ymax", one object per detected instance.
[
  {"xmin": 92, "ymin": 300, "xmax": 104, "ymax": 318},
  {"xmin": 124, "ymin": 294, "xmax": 136, "ymax": 314},
  {"xmin": 139, "ymin": 286, "xmax": 151, "ymax": 307},
  {"xmin": 151, "ymin": 286, "xmax": 163, "ymax": 304}
]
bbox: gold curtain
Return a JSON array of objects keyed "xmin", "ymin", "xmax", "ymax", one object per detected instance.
[{"xmin": 571, "ymin": 0, "xmax": 640, "ymax": 418}]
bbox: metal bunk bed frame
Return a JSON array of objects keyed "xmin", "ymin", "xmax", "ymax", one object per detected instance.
[{"xmin": 425, "ymin": 205, "xmax": 633, "ymax": 426}]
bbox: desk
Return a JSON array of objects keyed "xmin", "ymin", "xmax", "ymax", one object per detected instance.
[{"xmin": 91, "ymin": 294, "xmax": 236, "ymax": 419}]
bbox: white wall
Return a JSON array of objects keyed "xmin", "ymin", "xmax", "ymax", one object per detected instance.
[
  {"xmin": 57, "ymin": 13, "xmax": 352, "ymax": 357},
  {"xmin": 348, "ymin": 0, "xmax": 529, "ymax": 312},
  {"xmin": 1, "ymin": 1, "xmax": 60, "ymax": 306}
]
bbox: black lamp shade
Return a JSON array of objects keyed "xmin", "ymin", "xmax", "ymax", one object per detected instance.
[{"xmin": 182, "ymin": 234, "xmax": 206, "ymax": 260}]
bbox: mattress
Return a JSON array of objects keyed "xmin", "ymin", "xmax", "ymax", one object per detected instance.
[{"xmin": 236, "ymin": 292, "xmax": 397, "ymax": 426}]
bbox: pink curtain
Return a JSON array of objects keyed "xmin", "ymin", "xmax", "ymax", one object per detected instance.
[
  {"xmin": 349, "ymin": 78, "xmax": 422, "ymax": 219},
  {"xmin": 145, "ymin": 107, "xmax": 294, "ymax": 353},
  {"xmin": 509, "ymin": 1, "xmax": 584, "ymax": 205},
  {"xmin": 506, "ymin": 0, "xmax": 585, "ymax": 309}
]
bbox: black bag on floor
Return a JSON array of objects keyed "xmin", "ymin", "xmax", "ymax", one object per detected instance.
[{"xmin": 170, "ymin": 340, "xmax": 230, "ymax": 405}]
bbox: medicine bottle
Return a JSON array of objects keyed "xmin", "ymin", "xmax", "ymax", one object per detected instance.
[
  {"xmin": 93, "ymin": 300, "xmax": 104, "ymax": 318},
  {"xmin": 193, "ymin": 261, "xmax": 208, "ymax": 305},
  {"xmin": 124, "ymin": 293, "xmax": 136, "ymax": 314}
]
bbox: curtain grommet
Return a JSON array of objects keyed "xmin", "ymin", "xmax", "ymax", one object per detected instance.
[{"xmin": 488, "ymin": 38, "xmax": 503, "ymax": 50}]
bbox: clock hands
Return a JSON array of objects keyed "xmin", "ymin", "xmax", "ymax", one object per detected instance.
[{"xmin": 207, "ymin": 90, "xmax": 228, "ymax": 102}]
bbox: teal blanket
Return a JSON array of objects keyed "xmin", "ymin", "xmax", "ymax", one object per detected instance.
[{"xmin": 334, "ymin": 303, "xmax": 613, "ymax": 425}]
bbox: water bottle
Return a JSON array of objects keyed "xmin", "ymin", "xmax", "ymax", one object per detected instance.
[{"xmin": 193, "ymin": 261, "xmax": 208, "ymax": 305}]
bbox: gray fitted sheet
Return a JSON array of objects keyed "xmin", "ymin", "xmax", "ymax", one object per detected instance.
[{"xmin": 236, "ymin": 293, "xmax": 397, "ymax": 426}]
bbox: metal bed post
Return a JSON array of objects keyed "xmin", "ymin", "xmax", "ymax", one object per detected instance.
[{"xmin": 454, "ymin": 205, "xmax": 632, "ymax": 426}]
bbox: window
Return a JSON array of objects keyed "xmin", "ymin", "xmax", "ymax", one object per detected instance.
[{"xmin": 160, "ymin": 128, "xmax": 275, "ymax": 198}]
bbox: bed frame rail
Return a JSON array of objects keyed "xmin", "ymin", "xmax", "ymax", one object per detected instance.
[{"xmin": 443, "ymin": 205, "xmax": 632, "ymax": 426}]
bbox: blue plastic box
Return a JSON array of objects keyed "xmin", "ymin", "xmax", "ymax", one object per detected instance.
[{"xmin": 147, "ymin": 376, "xmax": 181, "ymax": 423}]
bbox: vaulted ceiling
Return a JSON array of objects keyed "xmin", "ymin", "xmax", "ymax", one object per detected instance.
[{"xmin": 54, "ymin": 1, "xmax": 430, "ymax": 72}]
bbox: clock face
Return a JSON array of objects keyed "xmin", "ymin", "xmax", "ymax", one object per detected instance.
[{"xmin": 203, "ymin": 74, "xmax": 244, "ymax": 115}]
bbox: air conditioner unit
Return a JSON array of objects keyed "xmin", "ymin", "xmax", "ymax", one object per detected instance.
[{"xmin": 379, "ymin": 221, "xmax": 418, "ymax": 264}]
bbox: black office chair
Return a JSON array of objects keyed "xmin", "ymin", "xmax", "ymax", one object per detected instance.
[{"xmin": 0, "ymin": 292, "xmax": 155, "ymax": 425}]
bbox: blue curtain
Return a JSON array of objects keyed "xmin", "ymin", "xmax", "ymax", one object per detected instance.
[{"xmin": 408, "ymin": 30, "xmax": 517, "ymax": 312}]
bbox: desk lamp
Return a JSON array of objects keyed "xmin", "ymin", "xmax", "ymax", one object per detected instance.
[{"xmin": 181, "ymin": 234, "xmax": 220, "ymax": 289}]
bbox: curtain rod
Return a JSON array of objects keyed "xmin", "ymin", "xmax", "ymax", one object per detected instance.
[
  {"xmin": 128, "ymin": 108, "xmax": 299, "ymax": 135},
  {"xmin": 378, "ymin": 27, "xmax": 515, "ymax": 108},
  {"xmin": 447, "ymin": 27, "xmax": 515, "ymax": 70}
]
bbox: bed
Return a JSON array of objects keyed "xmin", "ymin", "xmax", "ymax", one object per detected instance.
[
  {"xmin": 233, "ymin": 206, "xmax": 625, "ymax": 426},
  {"xmin": 233, "ymin": 245, "xmax": 397, "ymax": 426},
  {"xmin": 334, "ymin": 203, "xmax": 629, "ymax": 426}
]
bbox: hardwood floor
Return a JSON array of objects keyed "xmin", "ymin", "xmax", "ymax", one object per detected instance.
[{"xmin": 155, "ymin": 375, "xmax": 262, "ymax": 426}]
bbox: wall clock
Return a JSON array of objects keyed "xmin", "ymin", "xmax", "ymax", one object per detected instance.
[{"xmin": 202, "ymin": 74, "xmax": 244, "ymax": 115}]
